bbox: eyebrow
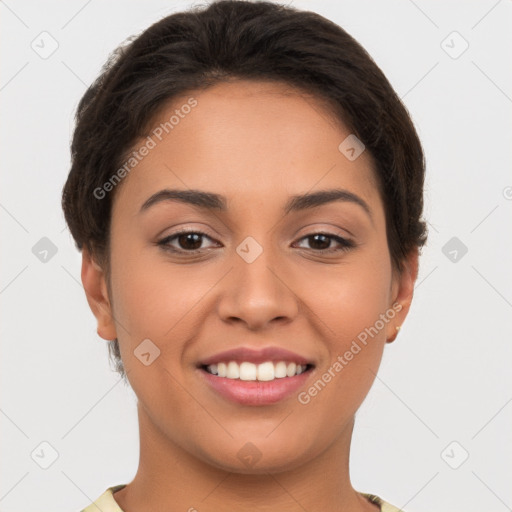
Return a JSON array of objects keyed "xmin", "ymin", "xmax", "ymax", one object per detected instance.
[{"xmin": 139, "ymin": 188, "xmax": 372, "ymax": 219}]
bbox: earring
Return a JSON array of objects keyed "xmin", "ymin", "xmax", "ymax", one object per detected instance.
[{"xmin": 387, "ymin": 325, "xmax": 401, "ymax": 343}]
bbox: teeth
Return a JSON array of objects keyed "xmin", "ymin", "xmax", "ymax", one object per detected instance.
[
  {"xmin": 205, "ymin": 361, "xmax": 309, "ymax": 381},
  {"xmin": 217, "ymin": 362, "xmax": 227, "ymax": 377},
  {"xmin": 275, "ymin": 361, "xmax": 287, "ymax": 378},
  {"xmin": 226, "ymin": 361, "xmax": 239, "ymax": 379},
  {"xmin": 256, "ymin": 361, "xmax": 273, "ymax": 381},
  {"xmin": 240, "ymin": 362, "xmax": 257, "ymax": 381},
  {"xmin": 286, "ymin": 362, "xmax": 297, "ymax": 377}
]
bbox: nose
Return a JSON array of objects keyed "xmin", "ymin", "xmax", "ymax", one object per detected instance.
[{"xmin": 217, "ymin": 244, "xmax": 299, "ymax": 331}]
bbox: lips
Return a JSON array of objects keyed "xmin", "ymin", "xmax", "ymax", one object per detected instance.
[
  {"xmin": 198, "ymin": 346, "xmax": 314, "ymax": 367},
  {"xmin": 199, "ymin": 367, "xmax": 313, "ymax": 405},
  {"xmin": 196, "ymin": 346, "xmax": 316, "ymax": 405}
]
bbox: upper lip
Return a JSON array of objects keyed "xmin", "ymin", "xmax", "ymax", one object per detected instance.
[{"xmin": 198, "ymin": 346, "xmax": 315, "ymax": 367}]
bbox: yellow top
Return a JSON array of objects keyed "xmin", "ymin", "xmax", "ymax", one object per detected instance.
[{"xmin": 80, "ymin": 484, "xmax": 407, "ymax": 511}]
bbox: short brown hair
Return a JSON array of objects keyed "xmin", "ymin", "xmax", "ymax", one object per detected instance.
[{"xmin": 62, "ymin": 0, "xmax": 427, "ymax": 379}]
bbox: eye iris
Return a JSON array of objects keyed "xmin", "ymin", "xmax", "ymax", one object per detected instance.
[
  {"xmin": 309, "ymin": 234, "xmax": 330, "ymax": 250},
  {"xmin": 178, "ymin": 233, "xmax": 202, "ymax": 250}
]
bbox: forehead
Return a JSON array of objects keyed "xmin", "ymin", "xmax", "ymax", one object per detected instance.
[{"xmin": 113, "ymin": 79, "xmax": 381, "ymax": 218}]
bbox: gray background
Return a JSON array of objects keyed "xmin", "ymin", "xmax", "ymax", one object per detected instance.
[{"xmin": 1, "ymin": 1, "xmax": 511, "ymax": 511}]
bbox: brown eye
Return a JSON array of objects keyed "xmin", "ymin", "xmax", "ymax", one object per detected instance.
[
  {"xmin": 175, "ymin": 232, "xmax": 203, "ymax": 250},
  {"xmin": 295, "ymin": 232, "xmax": 355, "ymax": 252},
  {"xmin": 157, "ymin": 230, "xmax": 355, "ymax": 255},
  {"xmin": 157, "ymin": 230, "xmax": 218, "ymax": 253}
]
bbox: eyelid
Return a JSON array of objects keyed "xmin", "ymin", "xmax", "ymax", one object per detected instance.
[
  {"xmin": 295, "ymin": 223, "xmax": 353, "ymax": 238},
  {"xmin": 294, "ymin": 222, "xmax": 355, "ymax": 239},
  {"xmin": 157, "ymin": 227, "xmax": 356, "ymax": 254},
  {"xmin": 293, "ymin": 231, "xmax": 355, "ymax": 251},
  {"xmin": 156, "ymin": 224, "xmax": 218, "ymax": 242},
  {"xmin": 156, "ymin": 228, "xmax": 219, "ymax": 253}
]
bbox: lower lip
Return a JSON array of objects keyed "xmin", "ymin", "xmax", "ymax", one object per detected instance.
[{"xmin": 198, "ymin": 367, "xmax": 314, "ymax": 406}]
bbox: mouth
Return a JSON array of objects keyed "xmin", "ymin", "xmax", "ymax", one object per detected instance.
[
  {"xmin": 200, "ymin": 361, "xmax": 314, "ymax": 381},
  {"xmin": 196, "ymin": 346, "xmax": 316, "ymax": 405}
]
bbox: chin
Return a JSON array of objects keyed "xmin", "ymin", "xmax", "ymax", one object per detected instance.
[{"xmin": 197, "ymin": 439, "xmax": 314, "ymax": 475}]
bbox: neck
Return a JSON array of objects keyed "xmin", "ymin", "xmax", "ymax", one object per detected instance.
[{"xmin": 113, "ymin": 403, "xmax": 379, "ymax": 512}]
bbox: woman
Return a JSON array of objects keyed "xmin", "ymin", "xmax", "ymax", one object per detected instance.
[{"xmin": 62, "ymin": 1, "xmax": 427, "ymax": 510}]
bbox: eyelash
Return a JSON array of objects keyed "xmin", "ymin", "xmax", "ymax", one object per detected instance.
[{"xmin": 156, "ymin": 229, "xmax": 355, "ymax": 255}]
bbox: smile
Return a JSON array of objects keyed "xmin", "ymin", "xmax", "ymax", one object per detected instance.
[
  {"xmin": 204, "ymin": 361, "xmax": 311, "ymax": 381},
  {"xmin": 197, "ymin": 345, "xmax": 315, "ymax": 405}
]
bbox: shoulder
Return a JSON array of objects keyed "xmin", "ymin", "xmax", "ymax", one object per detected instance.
[
  {"xmin": 361, "ymin": 492, "xmax": 407, "ymax": 512},
  {"xmin": 80, "ymin": 484, "xmax": 127, "ymax": 512}
]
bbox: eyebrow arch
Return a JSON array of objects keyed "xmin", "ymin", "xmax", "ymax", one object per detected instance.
[{"xmin": 139, "ymin": 188, "xmax": 372, "ymax": 219}]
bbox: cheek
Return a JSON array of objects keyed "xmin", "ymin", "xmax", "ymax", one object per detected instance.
[
  {"xmin": 295, "ymin": 263, "xmax": 392, "ymax": 428},
  {"xmin": 109, "ymin": 255, "xmax": 202, "ymax": 414},
  {"xmin": 303, "ymin": 252, "xmax": 393, "ymax": 344},
  {"xmin": 109, "ymin": 249, "xmax": 216, "ymax": 362}
]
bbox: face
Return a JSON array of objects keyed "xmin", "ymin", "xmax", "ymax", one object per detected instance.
[{"xmin": 82, "ymin": 80, "xmax": 417, "ymax": 474}]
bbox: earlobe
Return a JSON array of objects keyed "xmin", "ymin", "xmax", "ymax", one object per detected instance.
[
  {"xmin": 81, "ymin": 249, "xmax": 117, "ymax": 341},
  {"xmin": 386, "ymin": 248, "xmax": 419, "ymax": 343}
]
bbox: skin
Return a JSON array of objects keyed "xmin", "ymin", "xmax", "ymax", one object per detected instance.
[{"xmin": 82, "ymin": 79, "xmax": 418, "ymax": 512}]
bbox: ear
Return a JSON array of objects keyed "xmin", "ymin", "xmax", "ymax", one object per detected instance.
[
  {"xmin": 81, "ymin": 248, "xmax": 117, "ymax": 341},
  {"xmin": 385, "ymin": 247, "xmax": 419, "ymax": 343}
]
